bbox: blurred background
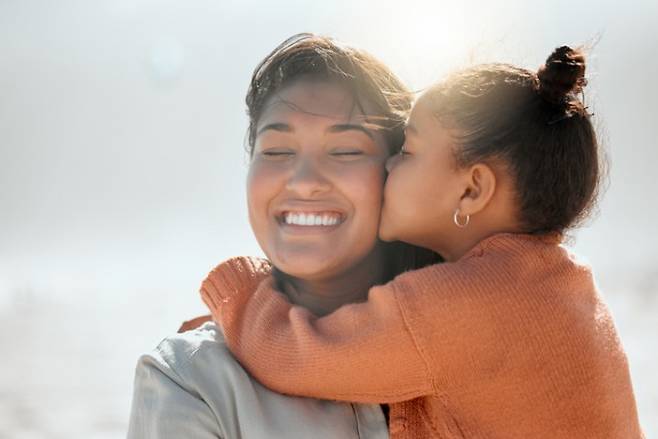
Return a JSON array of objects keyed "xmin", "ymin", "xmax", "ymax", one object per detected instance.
[{"xmin": 1, "ymin": 0, "xmax": 656, "ymax": 437}]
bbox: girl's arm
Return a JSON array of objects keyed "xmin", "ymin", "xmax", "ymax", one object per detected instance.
[
  {"xmin": 201, "ymin": 257, "xmax": 436, "ymax": 404},
  {"xmin": 178, "ymin": 314, "xmax": 212, "ymax": 333}
]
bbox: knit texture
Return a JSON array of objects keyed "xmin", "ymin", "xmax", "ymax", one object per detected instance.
[{"xmin": 201, "ymin": 233, "xmax": 644, "ymax": 438}]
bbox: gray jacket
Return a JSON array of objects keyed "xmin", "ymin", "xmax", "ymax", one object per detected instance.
[{"xmin": 127, "ymin": 321, "xmax": 389, "ymax": 438}]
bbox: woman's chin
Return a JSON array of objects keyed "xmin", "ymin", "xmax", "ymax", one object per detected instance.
[{"xmin": 270, "ymin": 252, "xmax": 344, "ymax": 281}]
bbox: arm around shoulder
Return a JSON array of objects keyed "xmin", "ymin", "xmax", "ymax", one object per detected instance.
[{"xmin": 214, "ymin": 276, "xmax": 434, "ymax": 403}]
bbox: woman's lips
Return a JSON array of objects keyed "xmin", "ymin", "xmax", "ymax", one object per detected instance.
[
  {"xmin": 280, "ymin": 211, "xmax": 345, "ymax": 226},
  {"xmin": 275, "ymin": 211, "xmax": 346, "ymax": 233}
]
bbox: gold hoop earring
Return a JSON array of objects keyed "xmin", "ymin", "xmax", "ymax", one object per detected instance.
[{"xmin": 453, "ymin": 209, "xmax": 470, "ymax": 228}]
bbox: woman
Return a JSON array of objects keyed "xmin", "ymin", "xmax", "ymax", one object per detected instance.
[{"xmin": 127, "ymin": 33, "xmax": 438, "ymax": 438}]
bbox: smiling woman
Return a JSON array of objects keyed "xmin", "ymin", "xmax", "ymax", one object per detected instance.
[
  {"xmin": 248, "ymin": 79, "xmax": 392, "ymax": 304},
  {"xmin": 127, "ymin": 33, "xmax": 439, "ymax": 438}
]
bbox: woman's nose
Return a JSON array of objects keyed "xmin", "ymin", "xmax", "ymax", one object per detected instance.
[{"xmin": 286, "ymin": 156, "xmax": 331, "ymax": 198}]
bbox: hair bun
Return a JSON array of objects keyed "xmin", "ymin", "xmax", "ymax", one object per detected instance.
[{"xmin": 537, "ymin": 46, "xmax": 587, "ymax": 106}]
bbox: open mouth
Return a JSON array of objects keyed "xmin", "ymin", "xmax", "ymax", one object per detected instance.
[{"xmin": 278, "ymin": 211, "xmax": 345, "ymax": 227}]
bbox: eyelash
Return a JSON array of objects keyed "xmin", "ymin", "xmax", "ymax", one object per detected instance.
[
  {"xmin": 260, "ymin": 148, "xmax": 296, "ymax": 157},
  {"xmin": 332, "ymin": 151, "xmax": 363, "ymax": 156}
]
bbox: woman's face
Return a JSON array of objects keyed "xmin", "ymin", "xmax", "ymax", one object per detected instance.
[{"xmin": 247, "ymin": 79, "xmax": 390, "ymax": 281}]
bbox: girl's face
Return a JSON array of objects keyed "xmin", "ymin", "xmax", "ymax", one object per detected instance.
[
  {"xmin": 380, "ymin": 95, "xmax": 467, "ymax": 253},
  {"xmin": 247, "ymin": 79, "xmax": 390, "ymax": 281}
]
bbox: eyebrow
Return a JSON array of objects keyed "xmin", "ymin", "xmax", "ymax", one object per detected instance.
[
  {"xmin": 256, "ymin": 122, "xmax": 374, "ymax": 139},
  {"xmin": 256, "ymin": 123, "xmax": 292, "ymax": 136},
  {"xmin": 327, "ymin": 124, "xmax": 374, "ymax": 140}
]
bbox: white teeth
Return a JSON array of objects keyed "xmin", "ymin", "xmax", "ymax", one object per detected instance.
[{"xmin": 282, "ymin": 212, "xmax": 342, "ymax": 226}]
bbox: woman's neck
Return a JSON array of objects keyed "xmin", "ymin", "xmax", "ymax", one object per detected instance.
[{"xmin": 277, "ymin": 250, "xmax": 386, "ymax": 317}]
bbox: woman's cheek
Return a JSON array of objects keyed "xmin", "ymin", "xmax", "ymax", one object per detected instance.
[
  {"xmin": 383, "ymin": 161, "xmax": 404, "ymax": 206},
  {"xmin": 348, "ymin": 162, "xmax": 386, "ymax": 221},
  {"xmin": 248, "ymin": 159, "xmax": 284, "ymax": 195},
  {"xmin": 246, "ymin": 165, "xmax": 264, "ymax": 214},
  {"xmin": 246, "ymin": 162, "xmax": 280, "ymax": 234}
]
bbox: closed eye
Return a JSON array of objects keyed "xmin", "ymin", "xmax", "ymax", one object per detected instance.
[
  {"xmin": 331, "ymin": 151, "xmax": 363, "ymax": 156},
  {"xmin": 329, "ymin": 150, "xmax": 365, "ymax": 161},
  {"xmin": 329, "ymin": 146, "xmax": 365, "ymax": 155},
  {"xmin": 261, "ymin": 148, "xmax": 295, "ymax": 157}
]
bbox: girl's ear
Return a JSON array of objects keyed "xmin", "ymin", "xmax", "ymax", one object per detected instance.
[{"xmin": 457, "ymin": 163, "xmax": 497, "ymax": 217}]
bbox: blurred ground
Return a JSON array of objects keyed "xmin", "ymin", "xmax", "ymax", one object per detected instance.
[{"xmin": 0, "ymin": 275, "xmax": 655, "ymax": 438}]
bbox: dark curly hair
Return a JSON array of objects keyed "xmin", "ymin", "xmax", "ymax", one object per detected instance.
[{"xmin": 426, "ymin": 46, "xmax": 603, "ymax": 235}]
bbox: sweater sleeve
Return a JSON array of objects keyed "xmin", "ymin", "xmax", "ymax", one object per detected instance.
[{"xmin": 201, "ymin": 258, "xmax": 435, "ymax": 403}]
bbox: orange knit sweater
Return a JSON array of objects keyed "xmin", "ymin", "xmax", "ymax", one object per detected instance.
[{"xmin": 201, "ymin": 233, "xmax": 644, "ymax": 438}]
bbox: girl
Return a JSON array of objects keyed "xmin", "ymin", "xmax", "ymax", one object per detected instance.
[{"xmin": 201, "ymin": 46, "xmax": 643, "ymax": 438}]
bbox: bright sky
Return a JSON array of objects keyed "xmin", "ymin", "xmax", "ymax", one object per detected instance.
[{"xmin": 1, "ymin": 0, "xmax": 657, "ymax": 305}]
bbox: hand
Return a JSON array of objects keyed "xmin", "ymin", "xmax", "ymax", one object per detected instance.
[{"xmin": 200, "ymin": 256, "xmax": 272, "ymax": 311}]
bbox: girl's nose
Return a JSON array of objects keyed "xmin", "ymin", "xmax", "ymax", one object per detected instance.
[{"xmin": 385, "ymin": 153, "xmax": 400, "ymax": 173}]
